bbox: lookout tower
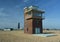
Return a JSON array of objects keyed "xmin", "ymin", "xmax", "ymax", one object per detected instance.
[{"xmin": 24, "ymin": 6, "xmax": 45, "ymax": 34}]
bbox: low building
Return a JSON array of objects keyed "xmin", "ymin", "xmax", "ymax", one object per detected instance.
[
  {"xmin": 3, "ymin": 28, "xmax": 11, "ymax": 31},
  {"xmin": 3, "ymin": 28, "xmax": 14, "ymax": 31}
]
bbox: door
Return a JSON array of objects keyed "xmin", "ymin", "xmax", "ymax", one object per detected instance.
[{"xmin": 35, "ymin": 28, "xmax": 40, "ymax": 34}]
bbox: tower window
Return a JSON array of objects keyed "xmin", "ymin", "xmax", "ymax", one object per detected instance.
[
  {"xmin": 28, "ymin": 12, "xmax": 31, "ymax": 15},
  {"xmin": 33, "ymin": 12, "xmax": 42, "ymax": 16}
]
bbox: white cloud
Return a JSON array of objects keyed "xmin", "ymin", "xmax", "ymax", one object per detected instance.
[
  {"xmin": 24, "ymin": 0, "xmax": 29, "ymax": 2},
  {"xmin": 0, "ymin": 8, "xmax": 9, "ymax": 17},
  {"xmin": 0, "ymin": 8, "xmax": 4, "ymax": 12},
  {"xmin": 15, "ymin": 5, "xmax": 20, "ymax": 8},
  {"xmin": 0, "ymin": 13, "xmax": 9, "ymax": 16}
]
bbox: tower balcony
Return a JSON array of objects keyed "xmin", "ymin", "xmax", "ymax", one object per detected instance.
[
  {"xmin": 32, "ymin": 16, "xmax": 45, "ymax": 20},
  {"xmin": 25, "ymin": 16, "xmax": 32, "ymax": 20},
  {"xmin": 25, "ymin": 16, "xmax": 45, "ymax": 20}
]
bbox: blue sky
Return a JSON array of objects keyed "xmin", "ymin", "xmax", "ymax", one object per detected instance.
[{"xmin": 0, "ymin": 0, "xmax": 60, "ymax": 29}]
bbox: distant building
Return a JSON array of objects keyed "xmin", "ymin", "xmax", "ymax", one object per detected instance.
[
  {"xmin": 3, "ymin": 28, "xmax": 11, "ymax": 31},
  {"xmin": 18, "ymin": 22, "xmax": 20, "ymax": 29},
  {"xmin": 3, "ymin": 28, "xmax": 14, "ymax": 31},
  {"xmin": 24, "ymin": 6, "xmax": 45, "ymax": 34}
]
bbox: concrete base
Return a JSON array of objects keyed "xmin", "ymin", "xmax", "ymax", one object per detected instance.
[{"xmin": 33, "ymin": 34, "xmax": 56, "ymax": 37}]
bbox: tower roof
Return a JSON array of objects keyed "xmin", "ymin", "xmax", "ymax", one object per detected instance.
[{"xmin": 24, "ymin": 6, "xmax": 45, "ymax": 13}]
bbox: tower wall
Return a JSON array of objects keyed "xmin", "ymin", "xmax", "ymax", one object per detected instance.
[
  {"xmin": 24, "ymin": 19, "xmax": 33, "ymax": 34},
  {"xmin": 33, "ymin": 19, "xmax": 43, "ymax": 34}
]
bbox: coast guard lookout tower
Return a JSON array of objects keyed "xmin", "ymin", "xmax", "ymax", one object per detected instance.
[{"xmin": 24, "ymin": 6, "xmax": 45, "ymax": 34}]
